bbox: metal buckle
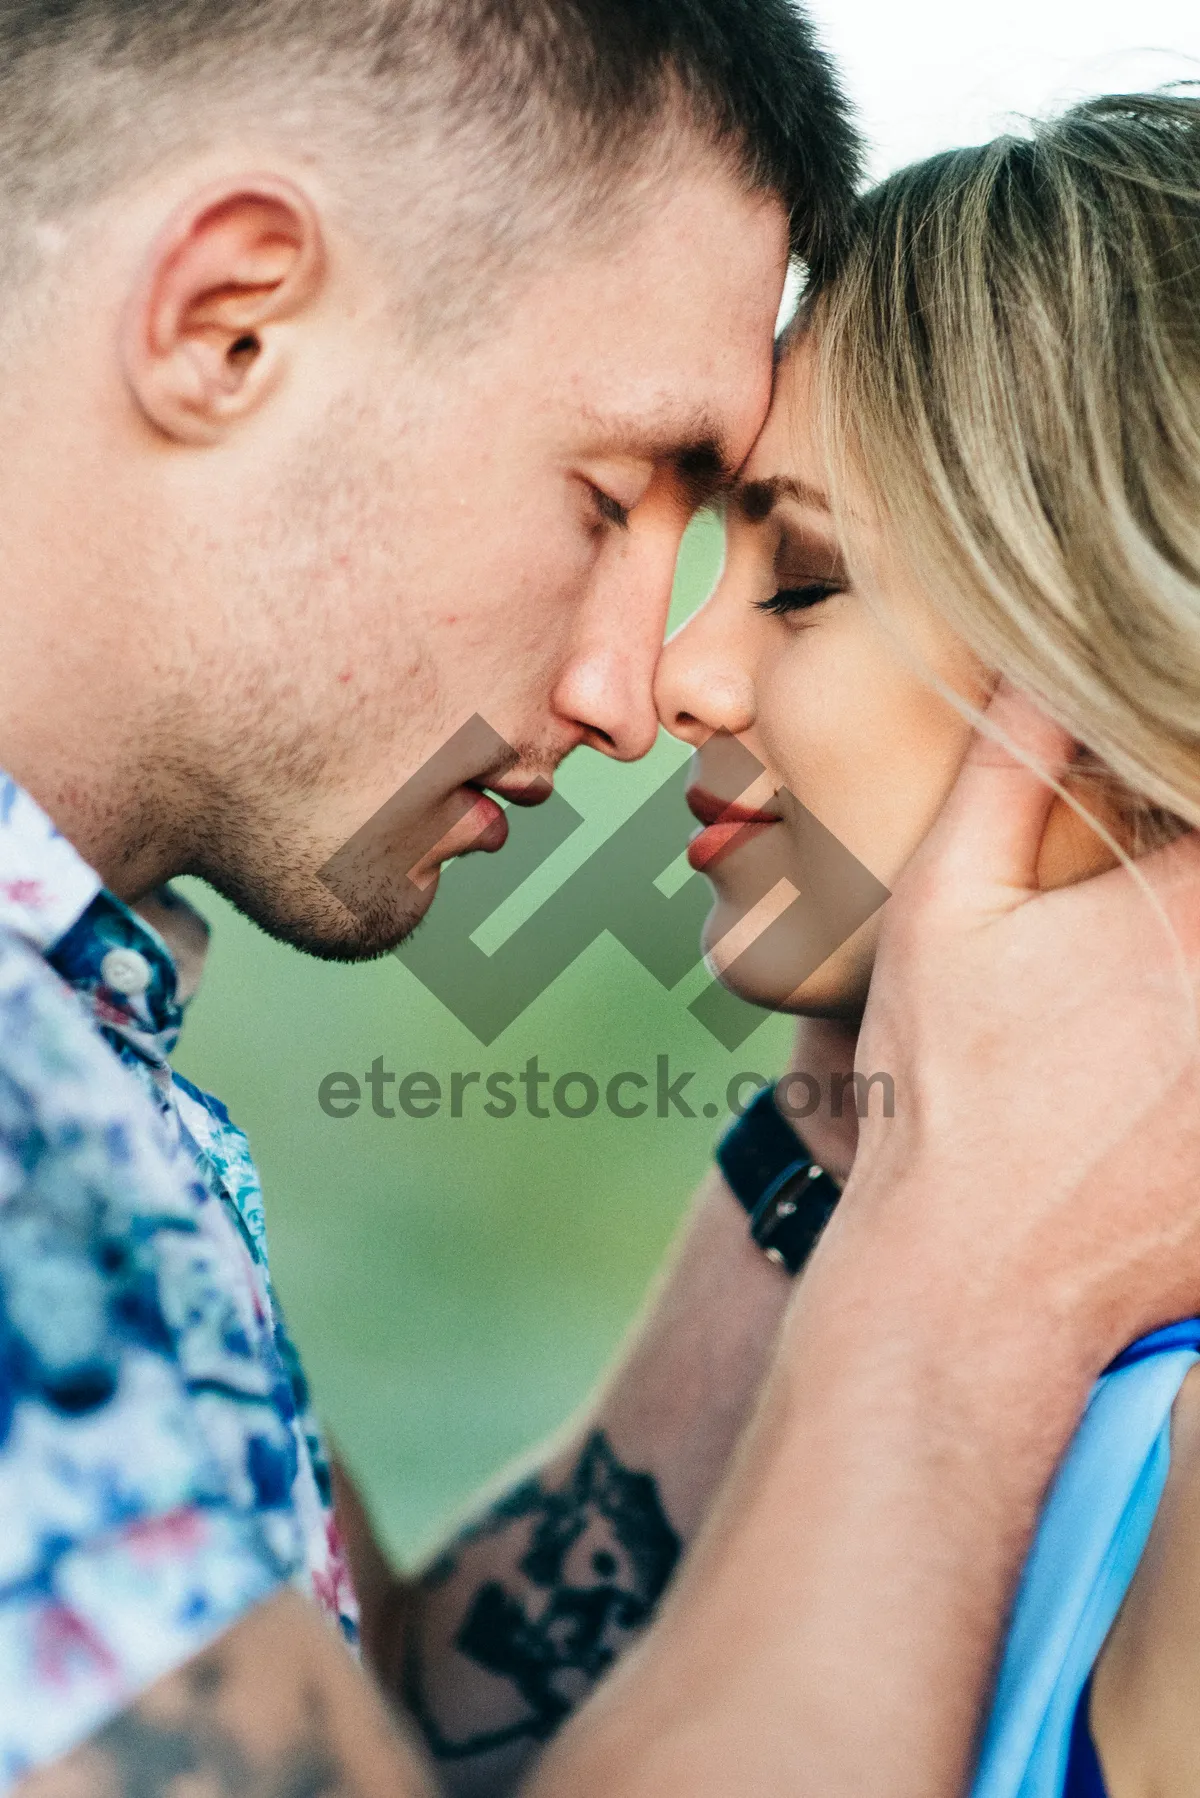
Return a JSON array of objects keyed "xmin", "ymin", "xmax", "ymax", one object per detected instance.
[{"xmin": 749, "ymin": 1161, "xmax": 840, "ymax": 1275}]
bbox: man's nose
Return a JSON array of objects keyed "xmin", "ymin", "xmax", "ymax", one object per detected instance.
[
  {"xmin": 550, "ymin": 536, "xmax": 680, "ymax": 763},
  {"xmin": 655, "ymin": 591, "xmax": 756, "ymax": 747},
  {"xmin": 553, "ymin": 649, "xmax": 661, "ymax": 761}
]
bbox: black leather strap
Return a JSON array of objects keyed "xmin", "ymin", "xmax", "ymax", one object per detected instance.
[{"xmin": 716, "ymin": 1084, "xmax": 841, "ymax": 1275}]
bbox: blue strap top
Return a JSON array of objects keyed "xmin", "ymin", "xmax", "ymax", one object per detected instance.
[
  {"xmin": 1063, "ymin": 1677, "xmax": 1107, "ymax": 1798},
  {"xmin": 970, "ymin": 1319, "xmax": 1200, "ymax": 1798}
]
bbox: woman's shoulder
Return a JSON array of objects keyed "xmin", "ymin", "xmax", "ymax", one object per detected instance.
[{"xmin": 1090, "ymin": 1361, "xmax": 1200, "ymax": 1796}]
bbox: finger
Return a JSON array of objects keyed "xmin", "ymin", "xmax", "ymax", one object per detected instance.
[{"xmin": 924, "ymin": 680, "xmax": 1078, "ymax": 896}]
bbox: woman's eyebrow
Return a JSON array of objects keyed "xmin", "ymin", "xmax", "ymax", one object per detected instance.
[{"xmin": 736, "ymin": 475, "xmax": 832, "ymax": 523}]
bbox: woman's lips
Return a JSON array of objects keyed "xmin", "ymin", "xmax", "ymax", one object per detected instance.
[
  {"xmin": 687, "ymin": 819, "xmax": 777, "ymax": 872},
  {"xmin": 685, "ymin": 786, "xmax": 781, "ymax": 873}
]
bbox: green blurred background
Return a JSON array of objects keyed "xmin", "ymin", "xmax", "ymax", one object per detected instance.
[{"xmin": 172, "ymin": 512, "xmax": 790, "ymax": 1566}]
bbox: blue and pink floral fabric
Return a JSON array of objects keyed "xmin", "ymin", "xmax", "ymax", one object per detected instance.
[{"xmin": 0, "ymin": 774, "xmax": 356, "ymax": 1788}]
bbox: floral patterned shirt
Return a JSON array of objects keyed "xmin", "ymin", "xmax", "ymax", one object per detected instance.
[{"xmin": 0, "ymin": 774, "xmax": 357, "ymax": 1789}]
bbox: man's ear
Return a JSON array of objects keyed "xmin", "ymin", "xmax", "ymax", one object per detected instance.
[{"xmin": 121, "ymin": 175, "xmax": 326, "ymax": 446}]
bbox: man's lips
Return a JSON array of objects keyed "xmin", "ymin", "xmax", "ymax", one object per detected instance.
[
  {"xmin": 456, "ymin": 788, "xmax": 509, "ymax": 853},
  {"xmin": 453, "ymin": 773, "xmax": 554, "ymax": 857},
  {"xmin": 685, "ymin": 786, "xmax": 781, "ymax": 874},
  {"xmin": 475, "ymin": 774, "xmax": 554, "ymax": 808}
]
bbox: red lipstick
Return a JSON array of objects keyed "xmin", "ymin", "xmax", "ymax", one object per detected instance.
[{"xmin": 685, "ymin": 786, "xmax": 781, "ymax": 872}]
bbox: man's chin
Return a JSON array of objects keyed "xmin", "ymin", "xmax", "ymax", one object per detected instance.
[
  {"xmin": 204, "ymin": 861, "xmax": 443, "ymax": 965},
  {"xmin": 306, "ymin": 867, "xmax": 443, "ymax": 962}
]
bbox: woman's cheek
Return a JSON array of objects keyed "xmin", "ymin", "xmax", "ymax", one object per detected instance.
[{"xmin": 758, "ymin": 616, "xmax": 978, "ymax": 882}]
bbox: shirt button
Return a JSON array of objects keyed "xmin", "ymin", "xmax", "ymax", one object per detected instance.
[{"xmin": 100, "ymin": 947, "xmax": 152, "ymax": 998}]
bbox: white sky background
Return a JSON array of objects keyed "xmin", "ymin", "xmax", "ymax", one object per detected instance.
[{"xmin": 803, "ymin": 0, "xmax": 1200, "ymax": 182}]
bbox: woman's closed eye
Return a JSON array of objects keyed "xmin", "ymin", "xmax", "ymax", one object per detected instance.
[{"xmin": 755, "ymin": 578, "xmax": 844, "ymax": 617}]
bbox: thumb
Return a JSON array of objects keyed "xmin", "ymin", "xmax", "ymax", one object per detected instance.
[{"xmin": 924, "ymin": 680, "xmax": 1078, "ymax": 897}]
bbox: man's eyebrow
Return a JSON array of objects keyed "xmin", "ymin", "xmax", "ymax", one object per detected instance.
[
  {"xmin": 583, "ymin": 411, "xmax": 738, "ymax": 505},
  {"xmin": 735, "ymin": 475, "xmax": 832, "ymax": 524},
  {"xmin": 674, "ymin": 437, "xmax": 735, "ymax": 507}
]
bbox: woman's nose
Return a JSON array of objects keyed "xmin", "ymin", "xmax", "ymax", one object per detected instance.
[{"xmin": 655, "ymin": 592, "xmax": 757, "ymax": 747}]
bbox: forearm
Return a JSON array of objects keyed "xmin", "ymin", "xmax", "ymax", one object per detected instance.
[
  {"xmin": 409, "ymin": 1173, "xmax": 790, "ymax": 1792},
  {"xmin": 352, "ymin": 1021, "xmax": 864, "ymax": 1794},
  {"xmin": 529, "ymin": 1187, "xmax": 1097, "ymax": 1796},
  {"xmin": 355, "ymin": 1173, "xmax": 789, "ymax": 1796}
]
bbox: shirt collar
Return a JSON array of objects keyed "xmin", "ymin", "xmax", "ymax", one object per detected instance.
[
  {"xmin": 0, "ymin": 773, "xmax": 101, "ymax": 951},
  {"xmin": 0, "ymin": 771, "xmax": 209, "ymax": 1063}
]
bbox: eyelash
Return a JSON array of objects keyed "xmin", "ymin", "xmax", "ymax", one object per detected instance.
[
  {"xmin": 755, "ymin": 581, "xmax": 842, "ymax": 617},
  {"xmin": 592, "ymin": 488, "xmax": 631, "ymax": 532}
]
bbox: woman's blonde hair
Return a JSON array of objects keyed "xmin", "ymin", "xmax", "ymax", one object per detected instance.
[{"xmin": 804, "ymin": 92, "xmax": 1200, "ymax": 840}]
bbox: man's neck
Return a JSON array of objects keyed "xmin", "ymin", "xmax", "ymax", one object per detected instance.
[{"xmin": 0, "ymin": 697, "xmax": 182, "ymax": 902}]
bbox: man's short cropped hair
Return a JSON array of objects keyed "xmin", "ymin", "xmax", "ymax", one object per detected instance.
[{"xmin": 0, "ymin": 0, "xmax": 862, "ymax": 327}]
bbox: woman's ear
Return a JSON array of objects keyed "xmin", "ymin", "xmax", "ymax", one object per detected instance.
[{"xmin": 121, "ymin": 175, "xmax": 326, "ymax": 446}]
